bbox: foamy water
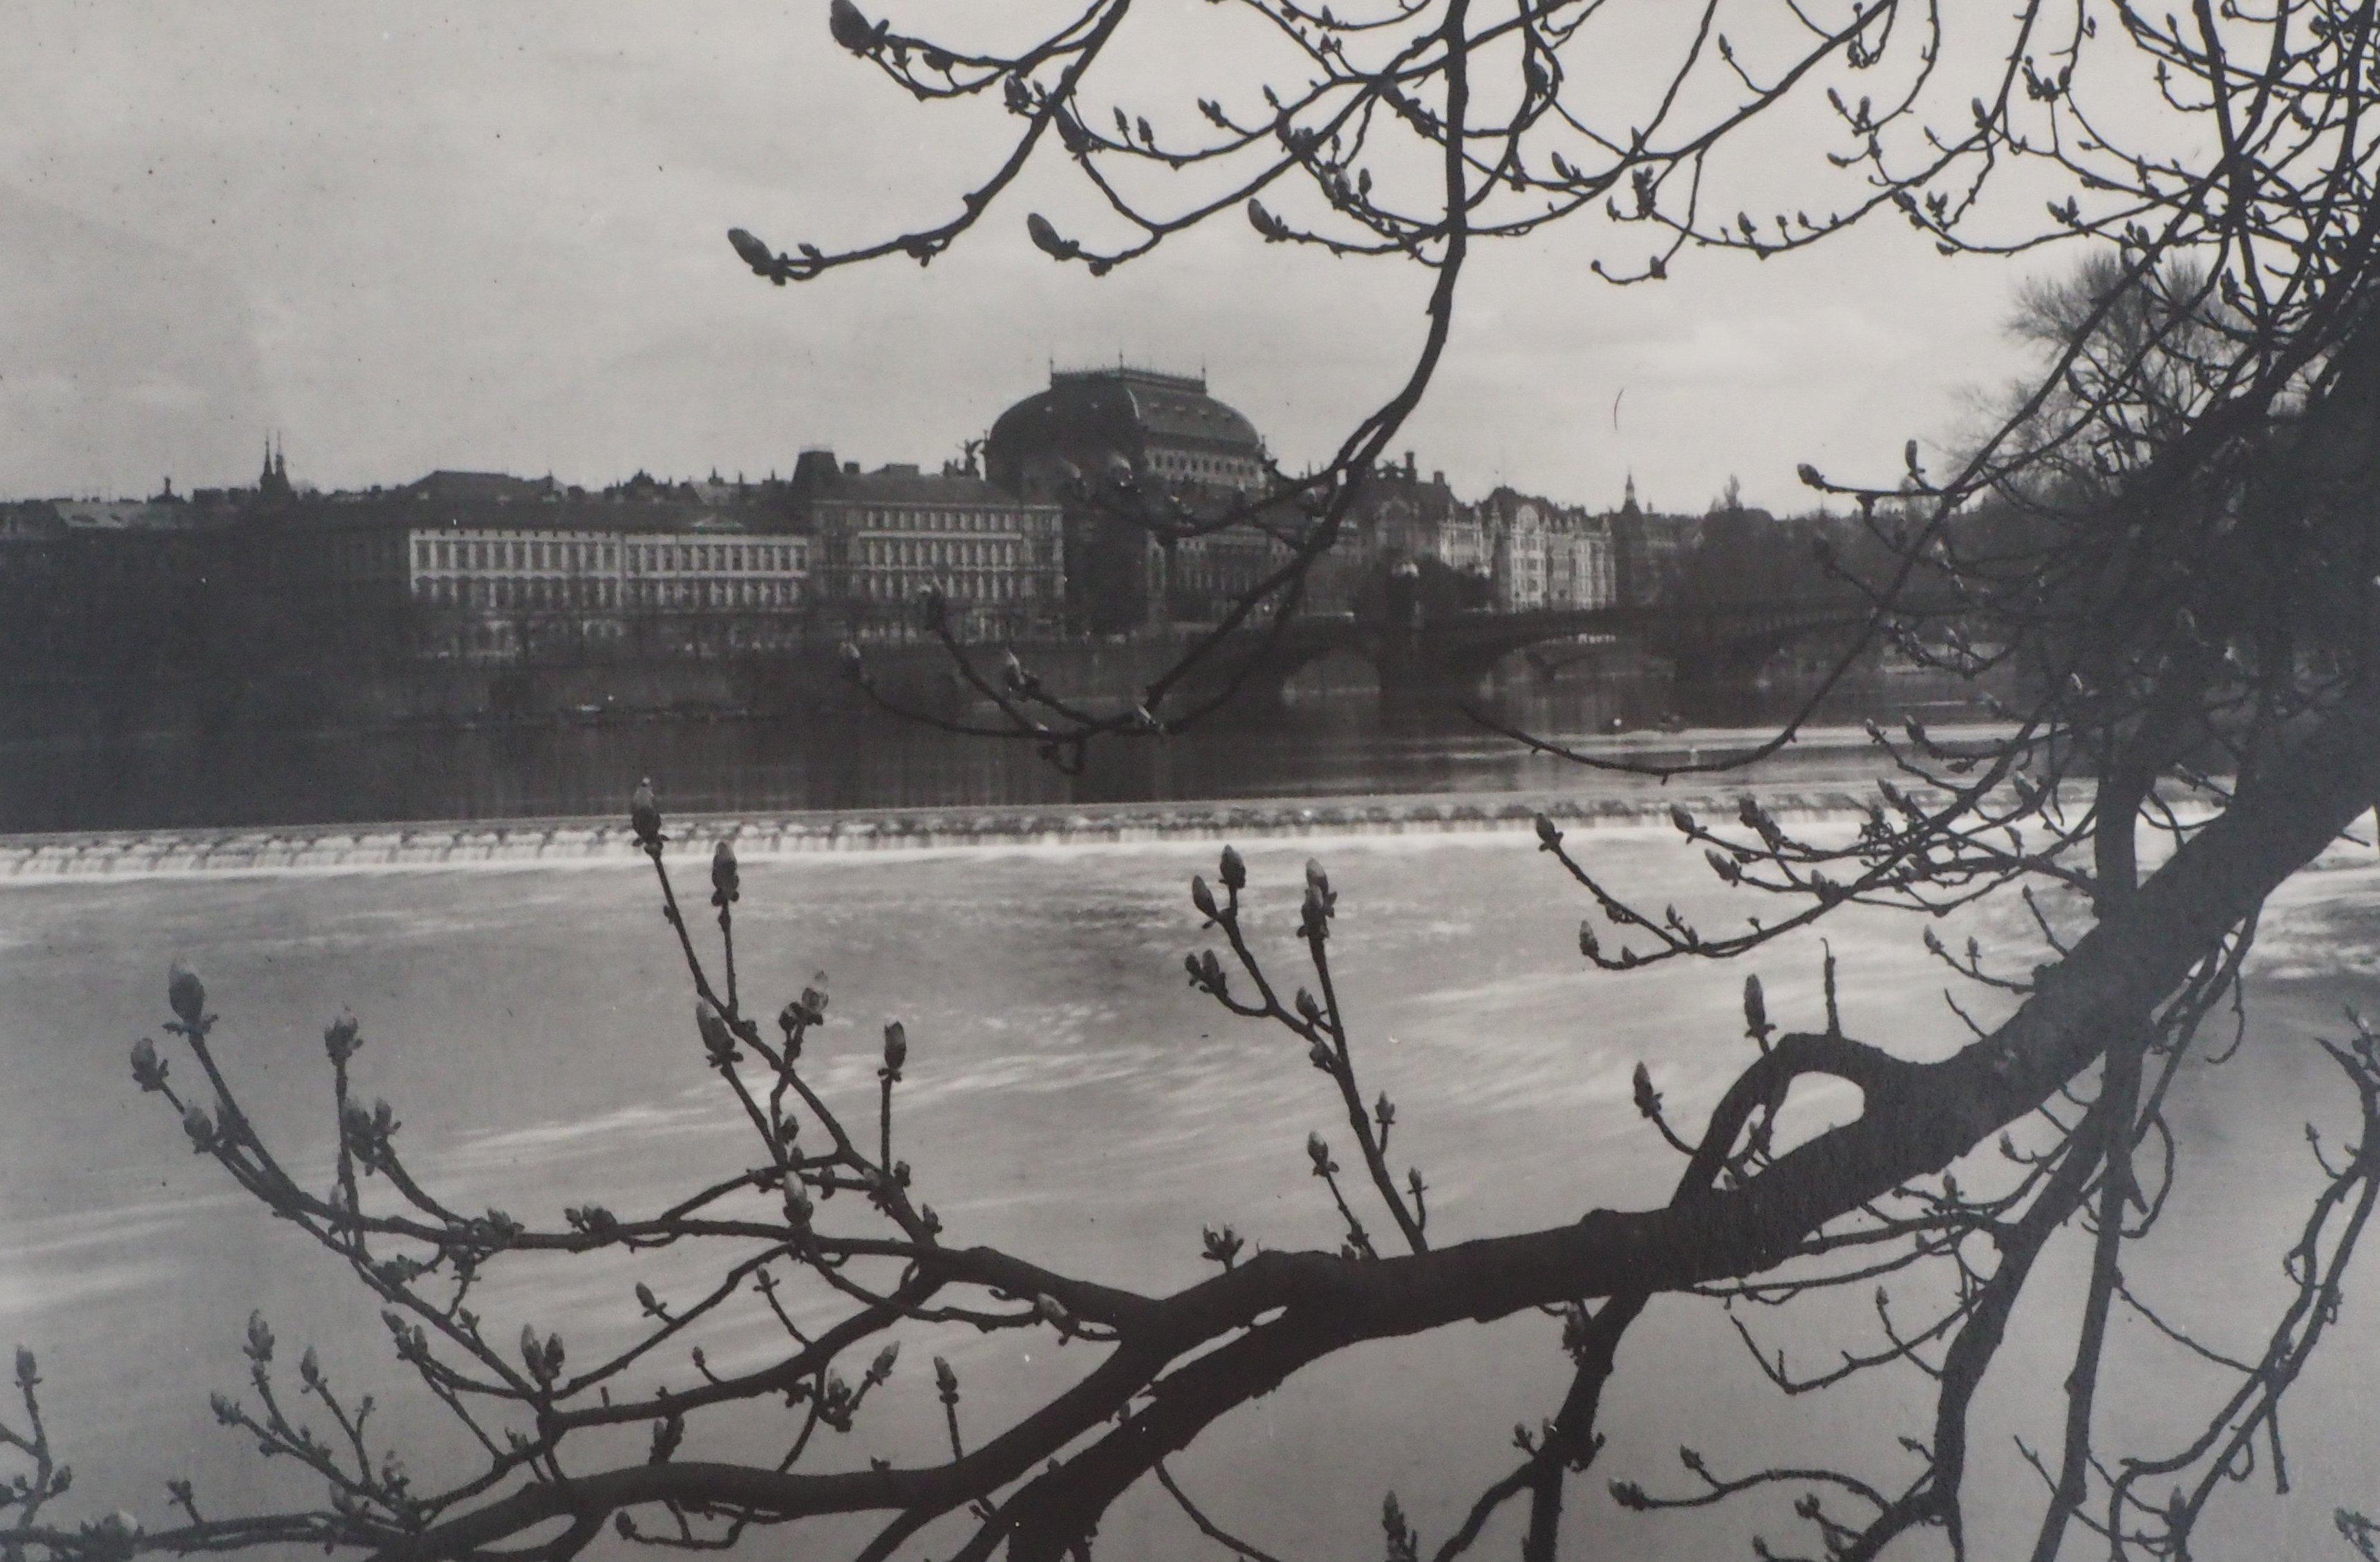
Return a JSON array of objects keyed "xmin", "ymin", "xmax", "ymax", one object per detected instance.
[
  {"xmin": 0, "ymin": 784, "xmax": 1967, "ymax": 882},
  {"xmin": 1, "ymin": 801, "xmax": 2374, "ymax": 1561}
]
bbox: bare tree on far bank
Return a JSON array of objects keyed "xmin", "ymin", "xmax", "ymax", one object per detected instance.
[{"xmin": 18, "ymin": 1, "xmax": 2380, "ymax": 1558}]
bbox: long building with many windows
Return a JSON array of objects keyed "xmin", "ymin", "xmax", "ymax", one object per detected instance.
[
  {"xmin": 404, "ymin": 519, "xmax": 809, "ymax": 660},
  {"xmin": 794, "ymin": 454, "xmax": 1065, "ymax": 643},
  {"xmin": 218, "ymin": 469, "xmax": 814, "ymax": 663}
]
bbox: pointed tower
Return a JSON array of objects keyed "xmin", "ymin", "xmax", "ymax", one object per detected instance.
[{"xmin": 257, "ymin": 434, "xmax": 296, "ymax": 503}]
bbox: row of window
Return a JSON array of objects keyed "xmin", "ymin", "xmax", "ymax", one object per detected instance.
[
  {"xmin": 413, "ymin": 536, "xmax": 807, "ymax": 576},
  {"xmin": 837, "ymin": 507, "xmax": 1049, "ymax": 534},
  {"xmin": 851, "ymin": 571, "xmax": 1042, "ymax": 602},
  {"xmin": 411, "ymin": 576, "xmax": 803, "ymax": 610},
  {"xmin": 420, "ymin": 537, "xmax": 613, "ymax": 574},
  {"xmin": 624, "ymin": 541, "xmax": 803, "ymax": 576},
  {"xmin": 1147, "ymin": 449, "xmax": 1260, "ymax": 484},
  {"xmin": 417, "ymin": 577, "xmax": 618, "ymax": 608},
  {"xmin": 855, "ymin": 537, "xmax": 1041, "ymax": 569},
  {"xmin": 624, "ymin": 579, "xmax": 801, "ymax": 608}
]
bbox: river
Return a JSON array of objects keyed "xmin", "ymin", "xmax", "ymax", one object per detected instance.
[
  {"xmin": 3, "ymin": 776, "xmax": 2377, "ymax": 1559},
  {"xmin": 0, "ymin": 670, "xmax": 1990, "ymax": 834}
]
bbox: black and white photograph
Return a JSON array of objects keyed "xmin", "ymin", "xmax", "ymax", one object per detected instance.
[{"xmin": 8, "ymin": 3, "xmax": 2380, "ymax": 1558}]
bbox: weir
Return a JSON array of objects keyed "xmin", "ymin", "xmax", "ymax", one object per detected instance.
[{"xmin": 0, "ymin": 787, "xmax": 1929, "ymax": 879}]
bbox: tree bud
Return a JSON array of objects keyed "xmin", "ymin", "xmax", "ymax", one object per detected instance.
[
  {"xmin": 168, "ymin": 959, "xmax": 207, "ymax": 1026},
  {"xmin": 1306, "ymin": 1131, "xmax": 1331, "ymax": 1173},
  {"xmin": 1535, "ymin": 813, "xmax": 1562, "ymax": 848},
  {"xmin": 129, "ymin": 1036, "xmax": 166, "ymax": 1091},
  {"xmin": 934, "ymin": 1355, "xmax": 959, "ymax": 1402},
  {"xmin": 828, "ymin": 0, "xmax": 877, "ymax": 52},
  {"xmin": 1632, "ymin": 1061, "xmax": 1662, "ymax": 1120},
  {"xmin": 1190, "ymin": 875, "xmax": 1218, "ymax": 921},
  {"xmin": 882, "ymin": 1021, "xmax": 908, "ymax": 1075},
  {"xmin": 630, "ymin": 779, "xmax": 662, "ymax": 846},
  {"xmin": 14, "ymin": 1347, "xmax": 36, "ymax": 1388},
  {"xmin": 244, "ymin": 1311, "xmax": 274, "ymax": 1365},
  {"xmin": 1294, "ymin": 987, "xmax": 1322, "ymax": 1023},
  {"xmin": 1302, "ymin": 884, "xmax": 1331, "ymax": 940},
  {"xmin": 183, "ymin": 1106, "xmax": 217, "ymax": 1151},
  {"xmin": 697, "ymin": 1005, "xmax": 738, "ymax": 1064},
  {"xmin": 1027, "ymin": 212, "xmax": 1078, "ymax": 260},
  {"xmin": 711, "ymin": 839, "xmax": 740, "ymax": 906},
  {"xmin": 1219, "ymin": 844, "xmax": 1246, "ymax": 891},
  {"xmin": 323, "ymin": 1011, "xmax": 361, "ymax": 1065}
]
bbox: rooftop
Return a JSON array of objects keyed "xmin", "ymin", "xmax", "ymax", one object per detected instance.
[
  {"xmin": 813, "ymin": 463, "xmax": 1044, "ymax": 508},
  {"xmin": 1049, "ymin": 364, "xmax": 1208, "ymax": 393}
]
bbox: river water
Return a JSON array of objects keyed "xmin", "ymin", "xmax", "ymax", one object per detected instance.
[
  {"xmin": 3, "ymin": 777, "xmax": 2377, "ymax": 1559},
  {"xmin": 0, "ymin": 673, "xmax": 1988, "ymax": 834}
]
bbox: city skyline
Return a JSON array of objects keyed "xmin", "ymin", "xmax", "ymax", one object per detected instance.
[{"xmin": 4, "ymin": 3, "xmax": 2063, "ymax": 512}]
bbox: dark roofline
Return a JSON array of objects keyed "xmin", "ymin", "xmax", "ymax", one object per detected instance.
[{"xmin": 1050, "ymin": 364, "xmax": 1206, "ymax": 393}]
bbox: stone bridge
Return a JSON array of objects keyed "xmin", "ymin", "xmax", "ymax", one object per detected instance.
[{"xmin": 1181, "ymin": 597, "xmax": 1873, "ymax": 720}]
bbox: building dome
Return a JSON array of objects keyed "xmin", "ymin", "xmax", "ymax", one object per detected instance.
[{"xmin": 987, "ymin": 366, "xmax": 1266, "ymax": 498}]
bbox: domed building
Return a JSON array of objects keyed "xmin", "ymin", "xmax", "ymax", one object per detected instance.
[{"xmin": 986, "ymin": 366, "xmax": 1285, "ymax": 632}]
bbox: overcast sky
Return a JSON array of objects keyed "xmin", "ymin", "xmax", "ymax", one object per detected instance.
[{"xmin": 1, "ymin": 2, "xmax": 2068, "ymax": 510}]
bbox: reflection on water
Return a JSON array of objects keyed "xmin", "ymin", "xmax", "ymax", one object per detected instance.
[{"xmin": 0, "ymin": 669, "xmax": 1989, "ymax": 833}]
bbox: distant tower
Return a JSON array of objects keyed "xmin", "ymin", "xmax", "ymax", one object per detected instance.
[{"xmin": 258, "ymin": 434, "xmax": 295, "ymax": 503}]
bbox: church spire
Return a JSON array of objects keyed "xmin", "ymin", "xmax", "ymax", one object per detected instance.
[{"xmin": 257, "ymin": 434, "xmax": 294, "ymax": 501}]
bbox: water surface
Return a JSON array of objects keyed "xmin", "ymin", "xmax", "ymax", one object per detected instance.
[{"xmin": 2, "ymin": 808, "xmax": 2374, "ymax": 1560}]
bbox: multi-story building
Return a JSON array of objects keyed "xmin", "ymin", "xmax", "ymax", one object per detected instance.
[
  {"xmin": 1436, "ymin": 503, "xmax": 1491, "ymax": 580},
  {"xmin": 986, "ymin": 366, "xmax": 1295, "ymax": 632},
  {"xmin": 1482, "ymin": 489, "xmax": 1551, "ymax": 611},
  {"xmin": 794, "ymin": 454, "xmax": 1065, "ymax": 643},
  {"xmin": 0, "ymin": 496, "xmax": 219, "ymax": 676},
  {"xmin": 212, "ymin": 468, "xmax": 809, "ymax": 664},
  {"xmin": 1546, "ymin": 508, "xmax": 1618, "ymax": 611},
  {"xmin": 405, "ymin": 519, "xmax": 809, "ymax": 661}
]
